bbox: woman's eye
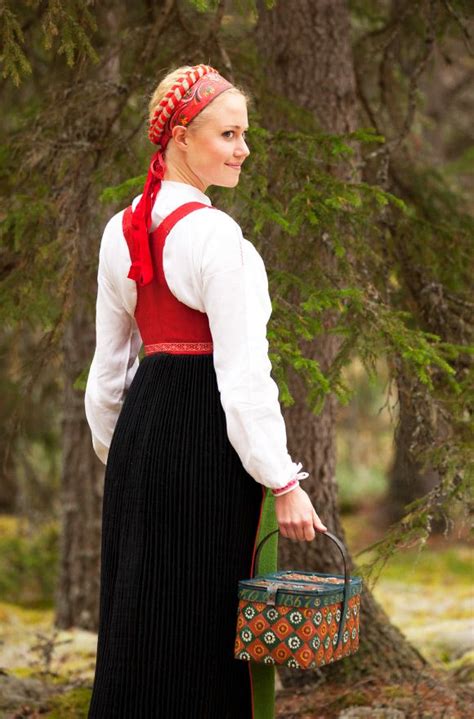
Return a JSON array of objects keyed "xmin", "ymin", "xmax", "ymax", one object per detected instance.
[{"xmin": 223, "ymin": 130, "xmax": 247, "ymax": 139}]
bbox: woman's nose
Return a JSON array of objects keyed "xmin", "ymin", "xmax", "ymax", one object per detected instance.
[{"xmin": 236, "ymin": 138, "xmax": 250, "ymax": 157}]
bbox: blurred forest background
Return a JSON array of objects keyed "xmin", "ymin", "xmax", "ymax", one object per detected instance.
[{"xmin": 0, "ymin": 0, "xmax": 472, "ymax": 717}]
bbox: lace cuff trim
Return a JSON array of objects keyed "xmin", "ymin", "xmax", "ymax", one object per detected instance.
[{"xmin": 271, "ymin": 462, "xmax": 309, "ymax": 496}]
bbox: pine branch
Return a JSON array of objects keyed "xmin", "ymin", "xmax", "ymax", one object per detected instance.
[
  {"xmin": 0, "ymin": 1, "xmax": 33, "ymax": 85},
  {"xmin": 0, "ymin": 0, "xmax": 99, "ymax": 87},
  {"xmin": 441, "ymin": 0, "xmax": 474, "ymax": 53}
]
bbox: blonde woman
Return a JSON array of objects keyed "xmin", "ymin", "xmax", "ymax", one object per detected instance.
[{"xmin": 85, "ymin": 64, "xmax": 326, "ymax": 719}]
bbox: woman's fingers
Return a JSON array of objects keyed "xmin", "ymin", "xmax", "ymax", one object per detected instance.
[
  {"xmin": 279, "ymin": 525, "xmax": 296, "ymax": 542},
  {"xmin": 304, "ymin": 519, "xmax": 316, "ymax": 542},
  {"xmin": 313, "ymin": 508, "xmax": 327, "ymax": 532},
  {"xmin": 275, "ymin": 487, "xmax": 327, "ymax": 541},
  {"xmin": 281, "ymin": 519, "xmax": 315, "ymax": 542},
  {"xmin": 280, "ymin": 525, "xmax": 299, "ymax": 542}
]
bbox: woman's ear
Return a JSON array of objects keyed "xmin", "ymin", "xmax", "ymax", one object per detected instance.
[{"xmin": 171, "ymin": 125, "xmax": 188, "ymax": 150}]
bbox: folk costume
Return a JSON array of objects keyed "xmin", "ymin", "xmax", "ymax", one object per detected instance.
[{"xmin": 85, "ymin": 65, "xmax": 309, "ymax": 719}]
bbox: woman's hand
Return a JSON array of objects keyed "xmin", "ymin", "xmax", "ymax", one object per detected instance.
[{"xmin": 274, "ymin": 485, "xmax": 327, "ymax": 542}]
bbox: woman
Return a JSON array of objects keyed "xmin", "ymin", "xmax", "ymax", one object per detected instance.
[{"xmin": 85, "ymin": 64, "xmax": 327, "ymax": 719}]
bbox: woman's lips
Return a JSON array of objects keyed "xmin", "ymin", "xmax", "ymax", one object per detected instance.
[{"xmin": 226, "ymin": 163, "xmax": 242, "ymax": 170}]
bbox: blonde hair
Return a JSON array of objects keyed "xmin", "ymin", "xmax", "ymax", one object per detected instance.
[{"xmin": 148, "ymin": 65, "xmax": 251, "ymax": 141}]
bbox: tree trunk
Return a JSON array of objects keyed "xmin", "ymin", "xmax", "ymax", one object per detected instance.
[
  {"xmin": 0, "ymin": 432, "xmax": 17, "ymax": 513},
  {"xmin": 255, "ymin": 0, "xmax": 427, "ymax": 684},
  {"xmin": 55, "ymin": 7, "xmax": 124, "ymax": 630},
  {"xmin": 56, "ymin": 315, "xmax": 104, "ymax": 629},
  {"xmin": 386, "ymin": 367, "xmax": 444, "ymax": 530}
]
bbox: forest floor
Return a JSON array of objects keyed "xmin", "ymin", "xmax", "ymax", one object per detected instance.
[
  {"xmin": 274, "ymin": 502, "xmax": 473, "ymax": 718},
  {"xmin": 0, "ymin": 502, "xmax": 472, "ymax": 718}
]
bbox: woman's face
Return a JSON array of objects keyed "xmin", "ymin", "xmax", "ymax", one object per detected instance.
[{"xmin": 171, "ymin": 91, "xmax": 250, "ymax": 192}]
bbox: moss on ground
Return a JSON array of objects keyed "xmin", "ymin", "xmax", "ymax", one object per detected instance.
[{"xmin": 46, "ymin": 687, "xmax": 92, "ymax": 718}]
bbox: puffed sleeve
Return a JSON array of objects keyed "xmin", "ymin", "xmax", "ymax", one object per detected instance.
[
  {"xmin": 84, "ymin": 211, "xmax": 142, "ymax": 464},
  {"xmin": 198, "ymin": 210, "xmax": 308, "ymax": 496}
]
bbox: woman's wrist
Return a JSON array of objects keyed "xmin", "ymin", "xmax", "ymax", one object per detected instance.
[
  {"xmin": 271, "ymin": 463, "xmax": 309, "ymax": 498},
  {"xmin": 271, "ymin": 479, "xmax": 300, "ymax": 497}
]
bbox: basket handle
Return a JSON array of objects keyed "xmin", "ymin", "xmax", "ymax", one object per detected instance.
[{"xmin": 252, "ymin": 528, "xmax": 351, "ymax": 654}]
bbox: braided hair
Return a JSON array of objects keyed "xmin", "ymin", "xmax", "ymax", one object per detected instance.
[{"xmin": 148, "ymin": 64, "xmax": 250, "ymax": 149}]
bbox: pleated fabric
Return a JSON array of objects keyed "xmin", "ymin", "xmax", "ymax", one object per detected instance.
[{"xmin": 87, "ymin": 351, "xmax": 266, "ymax": 719}]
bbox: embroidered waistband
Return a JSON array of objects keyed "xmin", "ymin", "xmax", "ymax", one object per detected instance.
[{"xmin": 145, "ymin": 341, "xmax": 213, "ymax": 355}]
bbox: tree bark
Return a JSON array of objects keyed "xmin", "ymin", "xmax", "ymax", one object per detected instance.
[
  {"xmin": 55, "ymin": 7, "xmax": 124, "ymax": 630},
  {"xmin": 255, "ymin": 0, "xmax": 427, "ymax": 684},
  {"xmin": 386, "ymin": 367, "xmax": 443, "ymax": 529},
  {"xmin": 56, "ymin": 315, "xmax": 104, "ymax": 629}
]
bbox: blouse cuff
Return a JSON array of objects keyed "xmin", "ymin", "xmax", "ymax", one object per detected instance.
[{"xmin": 271, "ymin": 462, "xmax": 309, "ymax": 497}]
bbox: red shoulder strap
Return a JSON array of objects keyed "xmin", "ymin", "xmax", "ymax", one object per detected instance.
[
  {"xmin": 122, "ymin": 201, "xmax": 215, "ymax": 269},
  {"xmin": 123, "ymin": 204, "xmax": 134, "ymax": 251},
  {"xmin": 159, "ymin": 201, "xmax": 216, "ymax": 238}
]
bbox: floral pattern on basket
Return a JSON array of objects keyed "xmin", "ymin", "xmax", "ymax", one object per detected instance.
[{"xmin": 234, "ymin": 593, "xmax": 360, "ymax": 670}]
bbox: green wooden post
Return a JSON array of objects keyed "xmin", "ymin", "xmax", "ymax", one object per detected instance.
[{"xmin": 250, "ymin": 489, "xmax": 279, "ymax": 719}]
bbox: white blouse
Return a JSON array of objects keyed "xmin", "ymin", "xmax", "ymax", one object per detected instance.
[{"xmin": 84, "ymin": 180, "xmax": 308, "ymax": 495}]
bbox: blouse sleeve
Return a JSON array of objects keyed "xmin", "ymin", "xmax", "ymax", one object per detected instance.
[
  {"xmin": 84, "ymin": 211, "xmax": 142, "ymax": 464},
  {"xmin": 198, "ymin": 210, "xmax": 308, "ymax": 496}
]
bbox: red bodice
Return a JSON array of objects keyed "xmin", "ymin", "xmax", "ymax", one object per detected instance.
[{"xmin": 122, "ymin": 202, "xmax": 217, "ymax": 355}]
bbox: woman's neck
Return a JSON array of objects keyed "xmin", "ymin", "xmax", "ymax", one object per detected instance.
[{"xmin": 163, "ymin": 166, "xmax": 207, "ymax": 193}]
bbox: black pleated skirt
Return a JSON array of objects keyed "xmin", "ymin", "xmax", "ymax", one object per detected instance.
[{"xmin": 87, "ymin": 352, "xmax": 264, "ymax": 719}]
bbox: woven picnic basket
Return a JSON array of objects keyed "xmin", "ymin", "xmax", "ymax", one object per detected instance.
[{"xmin": 234, "ymin": 528, "xmax": 362, "ymax": 670}]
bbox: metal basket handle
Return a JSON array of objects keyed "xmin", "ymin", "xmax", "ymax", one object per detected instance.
[{"xmin": 252, "ymin": 528, "xmax": 351, "ymax": 654}]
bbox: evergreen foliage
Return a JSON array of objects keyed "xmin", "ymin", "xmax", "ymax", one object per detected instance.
[{"xmin": 0, "ymin": 0, "xmax": 99, "ymax": 85}]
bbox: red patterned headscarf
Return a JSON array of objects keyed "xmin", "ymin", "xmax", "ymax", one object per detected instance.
[{"xmin": 128, "ymin": 64, "xmax": 234, "ymax": 286}]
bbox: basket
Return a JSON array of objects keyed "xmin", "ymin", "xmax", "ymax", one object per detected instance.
[{"xmin": 234, "ymin": 528, "xmax": 362, "ymax": 670}]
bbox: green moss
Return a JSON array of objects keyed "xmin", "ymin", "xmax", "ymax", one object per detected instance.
[
  {"xmin": 362, "ymin": 544, "xmax": 472, "ymax": 586},
  {"xmin": 439, "ymin": 649, "xmax": 453, "ymax": 664},
  {"xmin": 9, "ymin": 666, "xmax": 43, "ymax": 679},
  {"xmin": 382, "ymin": 684, "xmax": 412, "ymax": 699},
  {"xmin": 46, "ymin": 687, "xmax": 92, "ymax": 718},
  {"xmin": 444, "ymin": 650, "xmax": 474, "ymax": 681},
  {"xmin": 337, "ymin": 690, "xmax": 369, "ymax": 709},
  {"xmin": 0, "ymin": 520, "xmax": 59, "ymax": 606},
  {"xmin": 9, "ymin": 667, "xmax": 69, "ymax": 686},
  {"xmin": 0, "ymin": 600, "xmax": 54, "ymax": 625}
]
